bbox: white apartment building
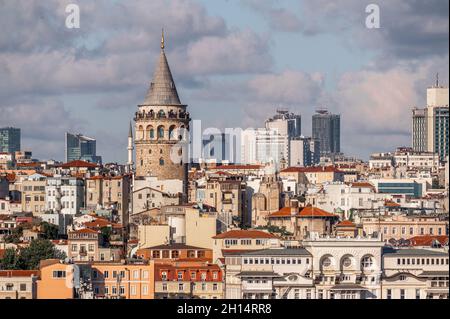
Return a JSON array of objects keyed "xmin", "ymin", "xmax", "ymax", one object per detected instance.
[
  {"xmin": 224, "ymin": 248, "xmax": 313, "ymax": 299},
  {"xmin": 382, "ymin": 248, "xmax": 449, "ymax": 299},
  {"xmin": 45, "ymin": 176, "xmax": 85, "ymax": 215},
  {"xmin": 306, "ymin": 182, "xmax": 385, "ymax": 219},
  {"xmin": 240, "ymin": 128, "xmax": 289, "ymax": 168}
]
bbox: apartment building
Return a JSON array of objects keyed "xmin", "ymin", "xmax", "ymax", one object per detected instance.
[
  {"xmin": 0, "ymin": 270, "xmax": 39, "ymax": 299},
  {"xmin": 223, "ymin": 248, "xmax": 313, "ymax": 299},
  {"xmin": 91, "ymin": 261, "xmax": 155, "ymax": 299},
  {"xmin": 85, "ymin": 175, "xmax": 131, "ymax": 224},
  {"xmin": 362, "ymin": 215, "xmax": 449, "ymax": 241},
  {"xmin": 382, "ymin": 248, "xmax": 449, "ymax": 299},
  {"xmin": 212, "ymin": 230, "xmax": 281, "ymax": 261},
  {"xmin": 21, "ymin": 174, "xmax": 47, "ymax": 216},
  {"xmin": 154, "ymin": 262, "xmax": 223, "ymax": 299}
]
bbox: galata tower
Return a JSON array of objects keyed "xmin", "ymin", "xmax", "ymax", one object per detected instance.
[{"xmin": 134, "ymin": 31, "xmax": 190, "ymax": 189}]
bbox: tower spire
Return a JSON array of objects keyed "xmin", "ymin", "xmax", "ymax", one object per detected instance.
[{"xmin": 161, "ymin": 28, "xmax": 165, "ymax": 50}]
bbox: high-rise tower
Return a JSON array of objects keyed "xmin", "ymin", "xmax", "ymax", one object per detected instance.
[{"xmin": 133, "ymin": 31, "xmax": 190, "ymax": 187}]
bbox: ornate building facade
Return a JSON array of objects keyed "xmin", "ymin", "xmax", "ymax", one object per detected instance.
[{"xmin": 134, "ymin": 33, "xmax": 190, "ymax": 192}]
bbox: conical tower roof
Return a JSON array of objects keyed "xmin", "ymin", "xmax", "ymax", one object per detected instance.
[{"xmin": 142, "ymin": 31, "xmax": 181, "ymax": 106}]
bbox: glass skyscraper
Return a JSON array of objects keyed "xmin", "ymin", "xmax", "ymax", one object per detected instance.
[
  {"xmin": 312, "ymin": 110, "xmax": 341, "ymax": 155},
  {"xmin": 65, "ymin": 132, "xmax": 102, "ymax": 164},
  {"xmin": 0, "ymin": 127, "xmax": 21, "ymax": 153}
]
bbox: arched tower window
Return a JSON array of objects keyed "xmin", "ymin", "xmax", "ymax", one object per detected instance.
[
  {"xmin": 157, "ymin": 126, "xmax": 165, "ymax": 139},
  {"xmin": 158, "ymin": 110, "xmax": 166, "ymax": 118},
  {"xmin": 169, "ymin": 125, "xmax": 176, "ymax": 140}
]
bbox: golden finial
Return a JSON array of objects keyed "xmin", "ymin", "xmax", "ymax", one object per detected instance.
[{"xmin": 161, "ymin": 28, "xmax": 165, "ymax": 50}]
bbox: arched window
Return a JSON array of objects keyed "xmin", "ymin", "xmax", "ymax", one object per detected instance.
[
  {"xmin": 158, "ymin": 110, "xmax": 166, "ymax": 118},
  {"xmin": 361, "ymin": 255, "xmax": 374, "ymax": 270},
  {"xmin": 138, "ymin": 126, "xmax": 144, "ymax": 140},
  {"xmin": 169, "ymin": 125, "xmax": 176, "ymax": 140},
  {"xmin": 159, "ymin": 158, "xmax": 165, "ymax": 166},
  {"xmin": 149, "ymin": 128, "xmax": 155, "ymax": 139},
  {"xmin": 157, "ymin": 126, "xmax": 165, "ymax": 139}
]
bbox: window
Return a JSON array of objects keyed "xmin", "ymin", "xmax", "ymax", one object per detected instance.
[
  {"xmin": 162, "ymin": 283, "xmax": 167, "ymax": 291},
  {"xmin": 143, "ymin": 271, "xmax": 149, "ymax": 279},
  {"xmin": 133, "ymin": 270, "xmax": 139, "ymax": 279},
  {"xmin": 119, "ymin": 286, "xmax": 125, "ymax": 295},
  {"xmin": 52, "ymin": 271, "xmax": 66, "ymax": 278},
  {"xmin": 191, "ymin": 272, "xmax": 196, "ymax": 280},
  {"xmin": 112, "ymin": 287, "xmax": 117, "ymax": 295},
  {"xmin": 361, "ymin": 256, "xmax": 374, "ymax": 269},
  {"xmin": 20, "ymin": 284, "xmax": 27, "ymax": 291},
  {"xmin": 131, "ymin": 285, "xmax": 137, "ymax": 296},
  {"xmin": 104, "ymin": 271, "xmax": 109, "ymax": 278},
  {"xmin": 322, "ymin": 257, "xmax": 332, "ymax": 268},
  {"xmin": 342, "ymin": 257, "xmax": 352, "ymax": 268},
  {"xmin": 387, "ymin": 289, "xmax": 392, "ymax": 299},
  {"xmin": 178, "ymin": 283, "xmax": 184, "ymax": 291},
  {"xmin": 213, "ymin": 283, "xmax": 218, "ymax": 291},
  {"xmin": 416, "ymin": 289, "xmax": 421, "ymax": 299},
  {"xmin": 143, "ymin": 285, "xmax": 148, "ymax": 295},
  {"xmin": 88, "ymin": 244, "xmax": 95, "ymax": 252},
  {"xmin": 400, "ymin": 289, "xmax": 405, "ymax": 299},
  {"xmin": 178, "ymin": 271, "xmax": 183, "ymax": 280}
]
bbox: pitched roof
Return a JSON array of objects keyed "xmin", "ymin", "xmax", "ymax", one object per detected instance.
[
  {"xmin": 211, "ymin": 165, "xmax": 263, "ymax": 170},
  {"xmin": 298, "ymin": 206, "xmax": 337, "ymax": 218},
  {"xmin": 267, "ymin": 207, "xmax": 295, "ymax": 218},
  {"xmin": 142, "ymin": 46, "xmax": 181, "ymax": 106},
  {"xmin": 385, "ymin": 200, "xmax": 401, "ymax": 207},
  {"xmin": 213, "ymin": 229, "xmax": 278, "ymax": 239}
]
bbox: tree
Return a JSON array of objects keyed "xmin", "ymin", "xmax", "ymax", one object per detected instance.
[
  {"xmin": 40, "ymin": 222, "xmax": 59, "ymax": 240},
  {"xmin": 15, "ymin": 239, "xmax": 66, "ymax": 270},
  {"xmin": 0, "ymin": 248, "xmax": 19, "ymax": 270},
  {"xmin": 4, "ymin": 226, "xmax": 23, "ymax": 244},
  {"xmin": 100, "ymin": 226, "xmax": 112, "ymax": 245}
]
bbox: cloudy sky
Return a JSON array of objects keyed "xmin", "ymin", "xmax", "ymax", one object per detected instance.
[{"xmin": 0, "ymin": 0, "xmax": 448, "ymax": 162}]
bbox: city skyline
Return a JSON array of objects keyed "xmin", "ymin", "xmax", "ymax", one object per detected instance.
[{"xmin": 0, "ymin": 0, "xmax": 448, "ymax": 163}]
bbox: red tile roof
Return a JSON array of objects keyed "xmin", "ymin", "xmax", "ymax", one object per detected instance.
[
  {"xmin": 60, "ymin": 160, "xmax": 98, "ymax": 168},
  {"xmin": 298, "ymin": 206, "xmax": 337, "ymax": 218},
  {"xmin": 213, "ymin": 229, "xmax": 277, "ymax": 239},
  {"xmin": 267, "ymin": 207, "xmax": 295, "ymax": 218},
  {"xmin": 385, "ymin": 201, "xmax": 401, "ymax": 207},
  {"xmin": 409, "ymin": 235, "xmax": 449, "ymax": 247},
  {"xmin": 0, "ymin": 270, "xmax": 39, "ymax": 277},
  {"xmin": 154, "ymin": 263, "xmax": 222, "ymax": 282},
  {"xmin": 336, "ymin": 220, "xmax": 356, "ymax": 227}
]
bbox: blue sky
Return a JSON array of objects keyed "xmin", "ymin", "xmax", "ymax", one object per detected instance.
[{"xmin": 0, "ymin": 0, "xmax": 448, "ymax": 163}]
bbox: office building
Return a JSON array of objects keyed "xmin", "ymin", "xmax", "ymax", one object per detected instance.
[
  {"xmin": 265, "ymin": 109, "xmax": 301, "ymax": 139},
  {"xmin": 411, "ymin": 81, "xmax": 449, "ymax": 161},
  {"xmin": 289, "ymin": 136, "xmax": 320, "ymax": 167},
  {"xmin": 0, "ymin": 127, "xmax": 21, "ymax": 154},
  {"xmin": 65, "ymin": 133, "xmax": 102, "ymax": 164},
  {"xmin": 312, "ymin": 110, "xmax": 340, "ymax": 155}
]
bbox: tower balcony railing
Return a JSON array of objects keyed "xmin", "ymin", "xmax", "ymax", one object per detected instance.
[{"xmin": 134, "ymin": 111, "xmax": 190, "ymax": 122}]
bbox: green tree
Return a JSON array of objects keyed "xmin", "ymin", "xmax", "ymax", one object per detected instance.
[
  {"xmin": 4, "ymin": 226, "xmax": 23, "ymax": 244},
  {"xmin": 16, "ymin": 239, "xmax": 66, "ymax": 270},
  {"xmin": 40, "ymin": 222, "xmax": 59, "ymax": 240},
  {"xmin": 0, "ymin": 248, "xmax": 19, "ymax": 270},
  {"xmin": 100, "ymin": 226, "xmax": 112, "ymax": 245}
]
